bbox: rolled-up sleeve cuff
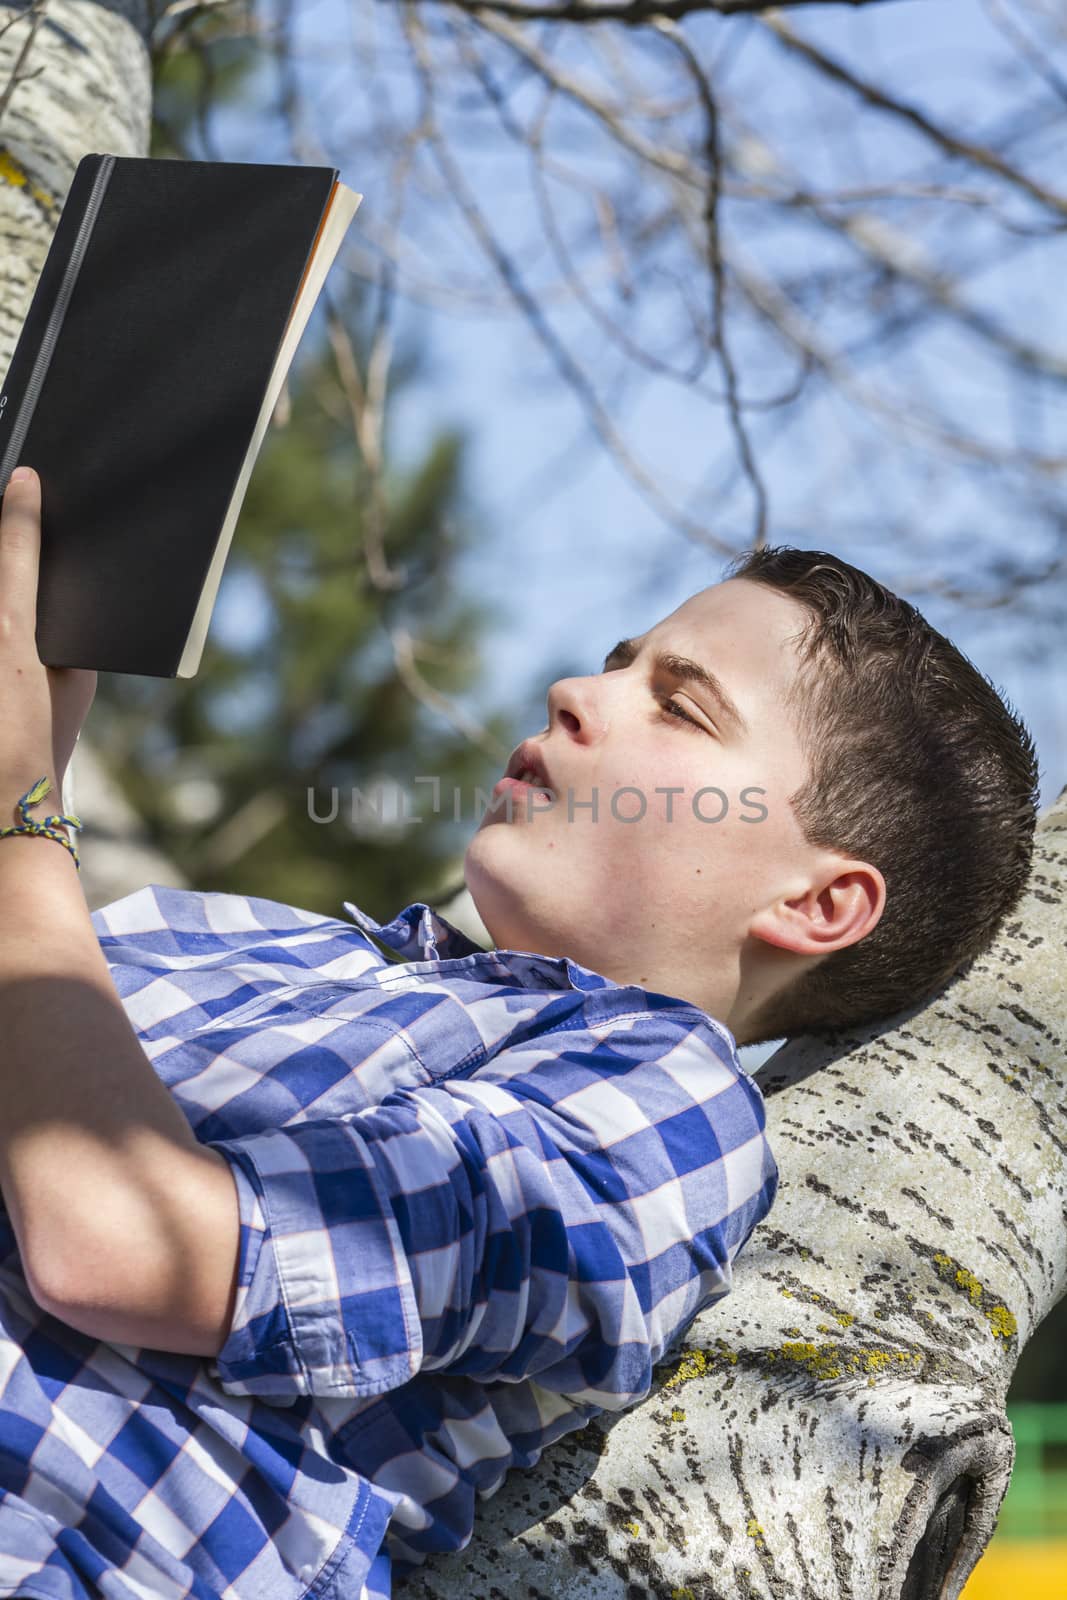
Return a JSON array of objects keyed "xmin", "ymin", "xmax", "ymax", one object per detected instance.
[{"xmin": 204, "ymin": 1123, "xmax": 424, "ymax": 1400}]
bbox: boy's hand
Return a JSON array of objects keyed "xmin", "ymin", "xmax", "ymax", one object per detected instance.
[{"xmin": 0, "ymin": 466, "xmax": 96, "ymax": 799}]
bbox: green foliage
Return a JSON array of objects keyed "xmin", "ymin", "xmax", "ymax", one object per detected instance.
[
  {"xmin": 149, "ymin": 2, "xmax": 266, "ymax": 161},
  {"xmin": 1009, "ymin": 1298, "xmax": 1067, "ymax": 1405}
]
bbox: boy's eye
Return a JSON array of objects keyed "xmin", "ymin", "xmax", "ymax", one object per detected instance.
[
  {"xmin": 660, "ymin": 697, "xmax": 706, "ymax": 730},
  {"xmin": 600, "ymin": 652, "xmax": 715, "ymax": 733}
]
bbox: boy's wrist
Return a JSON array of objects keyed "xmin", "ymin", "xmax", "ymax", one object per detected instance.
[{"xmin": 0, "ymin": 771, "xmax": 83, "ymax": 875}]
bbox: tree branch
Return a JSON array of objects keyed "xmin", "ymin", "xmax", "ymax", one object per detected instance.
[
  {"xmin": 652, "ymin": 16, "xmax": 770, "ymax": 544},
  {"xmin": 764, "ymin": 13, "xmax": 1067, "ymax": 222},
  {"xmin": 403, "ymin": 0, "xmax": 893, "ymax": 24},
  {"xmin": 0, "ymin": 0, "xmax": 49, "ymax": 130},
  {"xmin": 399, "ymin": 5, "xmax": 742, "ymax": 554}
]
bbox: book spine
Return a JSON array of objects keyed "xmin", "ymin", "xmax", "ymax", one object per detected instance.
[{"xmin": 0, "ymin": 154, "xmax": 116, "ymax": 491}]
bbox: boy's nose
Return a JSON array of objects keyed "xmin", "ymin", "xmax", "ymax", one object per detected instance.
[{"xmin": 546, "ymin": 675, "xmax": 607, "ymax": 743}]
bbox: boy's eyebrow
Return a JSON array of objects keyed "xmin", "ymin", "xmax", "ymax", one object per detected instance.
[{"xmin": 602, "ymin": 637, "xmax": 750, "ymax": 738}]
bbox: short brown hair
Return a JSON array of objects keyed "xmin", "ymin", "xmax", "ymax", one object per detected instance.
[{"xmin": 723, "ymin": 547, "xmax": 1041, "ymax": 1046}]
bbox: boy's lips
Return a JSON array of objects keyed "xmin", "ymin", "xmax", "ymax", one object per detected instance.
[
  {"xmin": 490, "ymin": 775, "xmax": 555, "ymax": 807},
  {"xmin": 504, "ymin": 739, "xmax": 553, "ymax": 792}
]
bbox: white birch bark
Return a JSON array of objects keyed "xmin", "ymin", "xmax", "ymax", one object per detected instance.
[
  {"xmin": 404, "ymin": 782, "xmax": 1067, "ymax": 1600},
  {"xmin": 0, "ymin": 0, "xmax": 151, "ymax": 356},
  {"xmin": 0, "ymin": 0, "xmax": 185, "ymax": 905}
]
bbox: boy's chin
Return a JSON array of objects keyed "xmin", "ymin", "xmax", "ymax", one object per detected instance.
[
  {"xmin": 463, "ymin": 837, "xmax": 548, "ymax": 954},
  {"xmin": 463, "ymin": 835, "xmax": 514, "ymax": 939},
  {"xmin": 464, "ymin": 823, "xmax": 524, "ymax": 888}
]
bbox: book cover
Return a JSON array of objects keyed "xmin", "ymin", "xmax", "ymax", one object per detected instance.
[{"xmin": 0, "ymin": 154, "xmax": 361, "ymax": 678}]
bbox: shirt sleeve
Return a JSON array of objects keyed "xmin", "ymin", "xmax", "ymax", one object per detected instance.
[{"xmin": 205, "ymin": 1012, "xmax": 777, "ymax": 1407}]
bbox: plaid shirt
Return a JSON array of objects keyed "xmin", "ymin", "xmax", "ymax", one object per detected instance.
[{"xmin": 0, "ymin": 887, "xmax": 778, "ymax": 1600}]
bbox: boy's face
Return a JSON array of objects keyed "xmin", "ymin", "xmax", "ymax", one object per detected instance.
[{"xmin": 464, "ymin": 577, "xmax": 839, "ymax": 1021}]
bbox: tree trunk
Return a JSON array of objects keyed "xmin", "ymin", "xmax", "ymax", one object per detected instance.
[
  {"xmin": 0, "ymin": 0, "xmax": 151, "ymax": 354},
  {"xmin": 403, "ymin": 782, "xmax": 1067, "ymax": 1600},
  {"xmin": 0, "ymin": 0, "xmax": 185, "ymax": 906}
]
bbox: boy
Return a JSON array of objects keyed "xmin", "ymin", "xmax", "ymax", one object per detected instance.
[{"xmin": 0, "ymin": 469, "xmax": 1039, "ymax": 1600}]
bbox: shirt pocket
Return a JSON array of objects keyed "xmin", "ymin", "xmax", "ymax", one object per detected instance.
[
  {"xmin": 169, "ymin": 982, "xmax": 435, "ymax": 1126},
  {"xmin": 201, "ymin": 978, "xmax": 490, "ymax": 1087}
]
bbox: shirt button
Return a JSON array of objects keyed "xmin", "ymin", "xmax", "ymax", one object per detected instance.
[{"xmin": 299, "ymin": 1565, "xmax": 315, "ymax": 1583}]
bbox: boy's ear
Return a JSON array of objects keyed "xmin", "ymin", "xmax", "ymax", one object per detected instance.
[{"xmin": 748, "ymin": 860, "xmax": 886, "ymax": 958}]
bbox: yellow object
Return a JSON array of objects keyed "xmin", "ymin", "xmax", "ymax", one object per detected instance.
[{"xmin": 961, "ymin": 1540, "xmax": 1067, "ymax": 1598}]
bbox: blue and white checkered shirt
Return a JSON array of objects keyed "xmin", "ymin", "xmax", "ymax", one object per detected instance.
[{"xmin": 0, "ymin": 886, "xmax": 778, "ymax": 1600}]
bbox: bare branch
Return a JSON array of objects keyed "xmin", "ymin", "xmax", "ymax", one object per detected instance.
[
  {"xmin": 457, "ymin": 15, "xmax": 811, "ymax": 410},
  {"xmin": 0, "ymin": 0, "xmax": 48, "ymax": 130},
  {"xmin": 399, "ymin": 6, "xmax": 741, "ymax": 554},
  {"xmin": 404, "ymin": 0, "xmax": 892, "ymax": 24},
  {"xmin": 320, "ymin": 110, "xmax": 432, "ymax": 593},
  {"xmin": 466, "ymin": 8, "xmax": 707, "ymax": 187},
  {"xmin": 193, "ymin": 790, "xmax": 287, "ymax": 875},
  {"xmin": 325, "ymin": 299, "xmax": 410, "ymax": 592},
  {"xmin": 461, "ymin": 0, "xmax": 1058, "ymax": 408},
  {"xmin": 453, "ymin": 26, "xmax": 724, "ymax": 385},
  {"xmin": 717, "ymin": 231, "xmax": 1067, "ymax": 478},
  {"xmin": 391, "ymin": 627, "xmax": 510, "ymax": 764},
  {"xmin": 764, "ymin": 13, "xmax": 1067, "ymax": 221},
  {"xmin": 652, "ymin": 16, "xmax": 769, "ymax": 544},
  {"xmin": 982, "ymin": 0, "xmax": 1067, "ymax": 109},
  {"xmin": 725, "ymin": 119, "xmax": 1067, "ymax": 383},
  {"xmin": 244, "ymin": 0, "xmax": 1067, "ymax": 653}
]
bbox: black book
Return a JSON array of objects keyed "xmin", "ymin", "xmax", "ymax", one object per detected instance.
[{"xmin": 0, "ymin": 154, "xmax": 361, "ymax": 678}]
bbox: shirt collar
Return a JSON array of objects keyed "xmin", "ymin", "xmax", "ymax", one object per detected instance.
[
  {"xmin": 343, "ymin": 900, "xmax": 485, "ymax": 963},
  {"xmin": 342, "ymin": 900, "xmax": 618, "ymax": 993},
  {"xmin": 342, "ymin": 902, "xmax": 745, "ymax": 1064}
]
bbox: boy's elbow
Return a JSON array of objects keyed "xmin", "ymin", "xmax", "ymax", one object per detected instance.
[{"xmin": 30, "ymin": 1146, "xmax": 241, "ymax": 1357}]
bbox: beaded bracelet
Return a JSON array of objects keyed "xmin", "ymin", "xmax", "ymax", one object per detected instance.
[{"xmin": 0, "ymin": 775, "xmax": 83, "ymax": 869}]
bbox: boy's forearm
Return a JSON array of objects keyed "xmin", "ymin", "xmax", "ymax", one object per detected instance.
[{"xmin": 0, "ymin": 836, "xmax": 233, "ymax": 1339}]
